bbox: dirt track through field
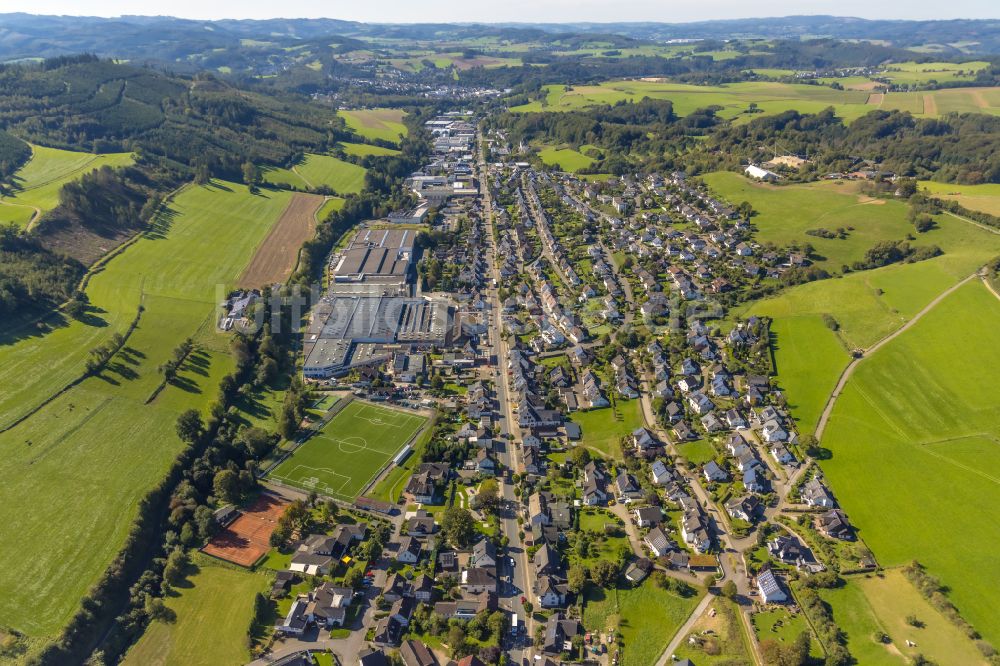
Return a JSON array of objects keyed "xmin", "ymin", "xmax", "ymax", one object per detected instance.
[
  {"xmin": 238, "ymin": 193, "xmax": 323, "ymax": 287},
  {"xmin": 866, "ymin": 92, "xmax": 884, "ymax": 106},
  {"xmin": 814, "ymin": 271, "xmax": 980, "ymax": 441},
  {"xmin": 923, "ymin": 94, "xmax": 938, "ymax": 115}
]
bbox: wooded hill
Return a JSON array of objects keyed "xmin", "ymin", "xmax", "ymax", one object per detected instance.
[
  {"xmin": 0, "ymin": 55, "xmax": 363, "ymax": 318},
  {"xmin": 498, "ymin": 102, "xmax": 1000, "ymax": 185},
  {"xmin": 0, "ymin": 55, "xmax": 349, "ymax": 178}
]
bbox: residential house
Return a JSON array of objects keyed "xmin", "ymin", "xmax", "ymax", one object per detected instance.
[
  {"xmin": 614, "ymin": 472, "xmax": 642, "ymax": 500},
  {"xmin": 632, "ymin": 427, "xmax": 658, "ymax": 451},
  {"xmin": 801, "ymin": 479, "xmax": 837, "ymax": 508},
  {"xmin": 756, "ymin": 569, "xmax": 788, "ymax": 603},
  {"xmin": 633, "ymin": 506, "xmax": 663, "ymax": 528},
  {"xmin": 650, "ymin": 460, "xmax": 673, "ymax": 486},
  {"xmin": 397, "ymin": 537, "xmax": 422, "ymax": 564},
  {"xmin": 400, "ymin": 640, "xmax": 438, "ymax": 666},
  {"xmin": 743, "ymin": 466, "xmax": 769, "ymax": 494},
  {"xmin": 816, "ymin": 509, "xmax": 853, "ymax": 540},
  {"xmin": 682, "ymin": 513, "xmax": 712, "ymax": 553},
  {"xmin": 471, "ymin": 538, "xmax": 498, "ymax": 568},
  {"xmin": 644, "ymin": 526, "xmax": 675, "ymax": 557},
  {"xmin": 541, "ymin": 614, "xmax": 582, "ymax": 655},
  {"xmin": 688, "ymin": 392, "xmax": 715, "ymax": 415},
  {"xmin": 725, "ymin": 495, "xmax": 761, "ymax": 522},
  {"xmin": 703, "ymin": 460, "xmax": 729, "ymax": 483},
  {"xmin": 535, "ymin": 574, "xmax": 568, "ymax": 608},
  {"xmin": 461, "ymin": 567, "xmax": 498, "ymax": 594}
]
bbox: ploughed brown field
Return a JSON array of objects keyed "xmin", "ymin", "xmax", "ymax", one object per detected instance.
[{"xmin": 238, "ymin": 192, "xmax": 324, "ymax": 287}]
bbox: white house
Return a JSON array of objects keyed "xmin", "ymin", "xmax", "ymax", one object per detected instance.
[
  {"xmin": 761, "ymin": 420, "xmax": 788, "ymax": 443},
  {"xmin": 756, "ymin": 569, "xmax": 788, "ymax": 603},
  {"xmin": 397, "ymin": 537, "xmax": 421, "ymax": 564},
  {"xmin": 745, "ymin": 165, "xmax": 779, "ymax": 181}
]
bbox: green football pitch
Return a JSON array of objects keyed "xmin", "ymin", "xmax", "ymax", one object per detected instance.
[{"xmin": 268, "ymin": 400, "xmax": 426, "ymax": 501}]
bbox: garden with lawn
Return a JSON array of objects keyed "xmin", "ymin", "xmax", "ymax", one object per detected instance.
[
  {"xmin": 570, "ymin": 400, "xmax": 644, "ymax": 460},
  {"xmin": 583, "ymin": 581, "xmax": 703, "ymax": 666}
]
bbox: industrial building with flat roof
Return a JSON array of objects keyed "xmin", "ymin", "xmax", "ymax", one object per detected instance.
[
  {"xmin": 332, "ymin": 229, "xmax": 416, "ymax": 287},
  {"xmin": 303, "ymin": 295, "xmax": 451, "ymax": 378}
]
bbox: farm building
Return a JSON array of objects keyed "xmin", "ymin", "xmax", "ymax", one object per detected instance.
[{"xmin": 745, "ymin": 164, "xmax": 779, "ymax": 181}]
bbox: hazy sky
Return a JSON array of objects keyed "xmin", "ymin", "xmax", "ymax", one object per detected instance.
[{"xmin": 2, "ymin": 0, "xmax": 996, "ymax": 23}]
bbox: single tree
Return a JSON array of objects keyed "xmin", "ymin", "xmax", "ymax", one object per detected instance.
[
  {"xmin": 175, "ymin": 409, "xmax": 203, "ymax": 443},
  {"xmin": 213, "ymin": 469, "xmax": 241, "ymax": 504}
]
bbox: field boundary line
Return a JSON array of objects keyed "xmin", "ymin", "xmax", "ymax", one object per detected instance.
[
  {"xmin": 814, "ymin": 271, "xmax": 977, "ymax": 441},
  {"xmin": 944, "ymin": 210, "xmax": 1000, "ymax": 237},
  {"xmin": 232, "ymin": 188, "xmax": 297, "ymax": 283},
  {"xmin": 0, "ymin": 184, "xmax": 185, "ymax": 350},
  {"xmin": 0, "ymin": 298, "xmax": 145, "ymax": 434}
]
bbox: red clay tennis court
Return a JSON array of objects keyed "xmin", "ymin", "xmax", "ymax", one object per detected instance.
[{"xmin": 202, "ymin": 493, "xmax": 287, "ymax": 567}]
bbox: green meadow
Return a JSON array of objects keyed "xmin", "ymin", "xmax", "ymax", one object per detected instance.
[
  {"xmin": 316, "ymin": 195, "xmax": 346, "ymax": 221},
  {"xmin": 0, "ymin": 181, "xmax": 292, "ymax": 638},
  {"xmin": 511, "ymin": 80, "xmax": 1000, "ymax": 121},
  {"xmin": 767, "ymin": 316, "xmax": 850, "ymax": 435},
  {"xmin": 819, "ymin": 571, "xmax": 988, "ymax": 665},
  {"xmin": 880, "ymin": 60, "xmax": 990, "ymax": 84},
  {"xmin": 338, "ymin": 108, "xmax": 408, "ymax": 143},
  {"xmin": 262, "ymin": 153, "xmax": 367, "ymax": 194},
  {"xmin": 737, "ymin": 202, "xmax": 1000, "ymax": 433},
  {"xmin": 703, "ymin": 172, "xmax": 917, "ymax": 270},
  {"xmin": 570, "ymin": 400, "xmax": 644, "ymax": 460},
  {"xmin": 919, "ymin": 180, "xmax": 1000, "ymax": 217},
  {"xmin": 122, "ymin": 558, "xmax": 269, "ymax": 666},
  {"xmin": 817, "ymin": 579, "xmax": 900, "ymax": 666},
  {"xmin": 821, "ymin": 281, "xmax": 1000, "ymax": 645},
  {"xmin": 0, "ymin": 144, "xmax": 134, "ymax": 228},
  {"xmin": 537, "ymin": 146, "xmax": 595, "ymax": 172}
]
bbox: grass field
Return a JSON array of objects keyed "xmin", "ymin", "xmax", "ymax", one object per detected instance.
[
  {"xmin": 0, "ymin": 180, "xmax": 293, "ymax": 639},
  {"xmin": 919, "ymin": 181, "xmax": 1000, "ymax": 217},
  {"xmin": 570, "ymin": 400, "xmax": 644, "ymax": 460},
  {"xmin": 767, "ymin": 316, "xmax": 851, "ymax": 435},
  {"xmin": 339, "ymin": 141, "xmax": 401, "ymax": 157},
  {"xmin": 703, "ymin": 173, "xmax": 916, "ymax": 270},
  {"xmin": 269, "ymin": 400, "xmax": 426, "ymax": 501},
  {"xmin": 817, "ymin": 577, "xmax": 900, "ymax": 665},
  {"xmin": 537, "ymin": 146, "xmax": 595, "ymax": 172},
  {"xmin": 818, "ymin": 571, "xmax": 987, "ymax": 665},
  {"xmin": 369, "ymin": 414, "xmax": 437, "ymax": 504},
  {"xmin": 738, "ymin": 210, "xmax": 1000, "ymax": 433},
  {"xmin": 339, "ymin": 108, "xmax": 408, "ymax": 143},
  {"xmin": 262, "ymin": 154, "xmax": 367, "ymax": 194},
  {"xmin": 317, "ymin": 196, "xmax": 346, "ymax": 222},
  {"xmin": 672, "ymin": 598, "xmax": 753, "ymax": 665},
  {"xmin": 674, "ymin": 438, "xmax": 718, "ymax": 465},
  {"xmin": 820, "ymin": 281, "xmax": 1000, "ymax": 645},
  {"xmin": 122, "ymin": 558, "xmax": 269, "ymax": 666},
  {"xmin": 0, "ymin": 144, "xmax": 134, "ymax": 228},
  {"xmin": 575, "ymin": 509, "xmax": 631, "ymax": 568},
  {"xmin": 880, "ymin": 60, "xmax": 990, "ymax": 85},
  {"xmin": 510, "ymin": 80, "xmax": 1000, "ymax": 121},
  {"xmin": 752, "ymin": 607, "xmax": 824, "ymax": 659},
  {"xmin": 583, "ymin": 582, "xmax": 703, "ymax": 666}
]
